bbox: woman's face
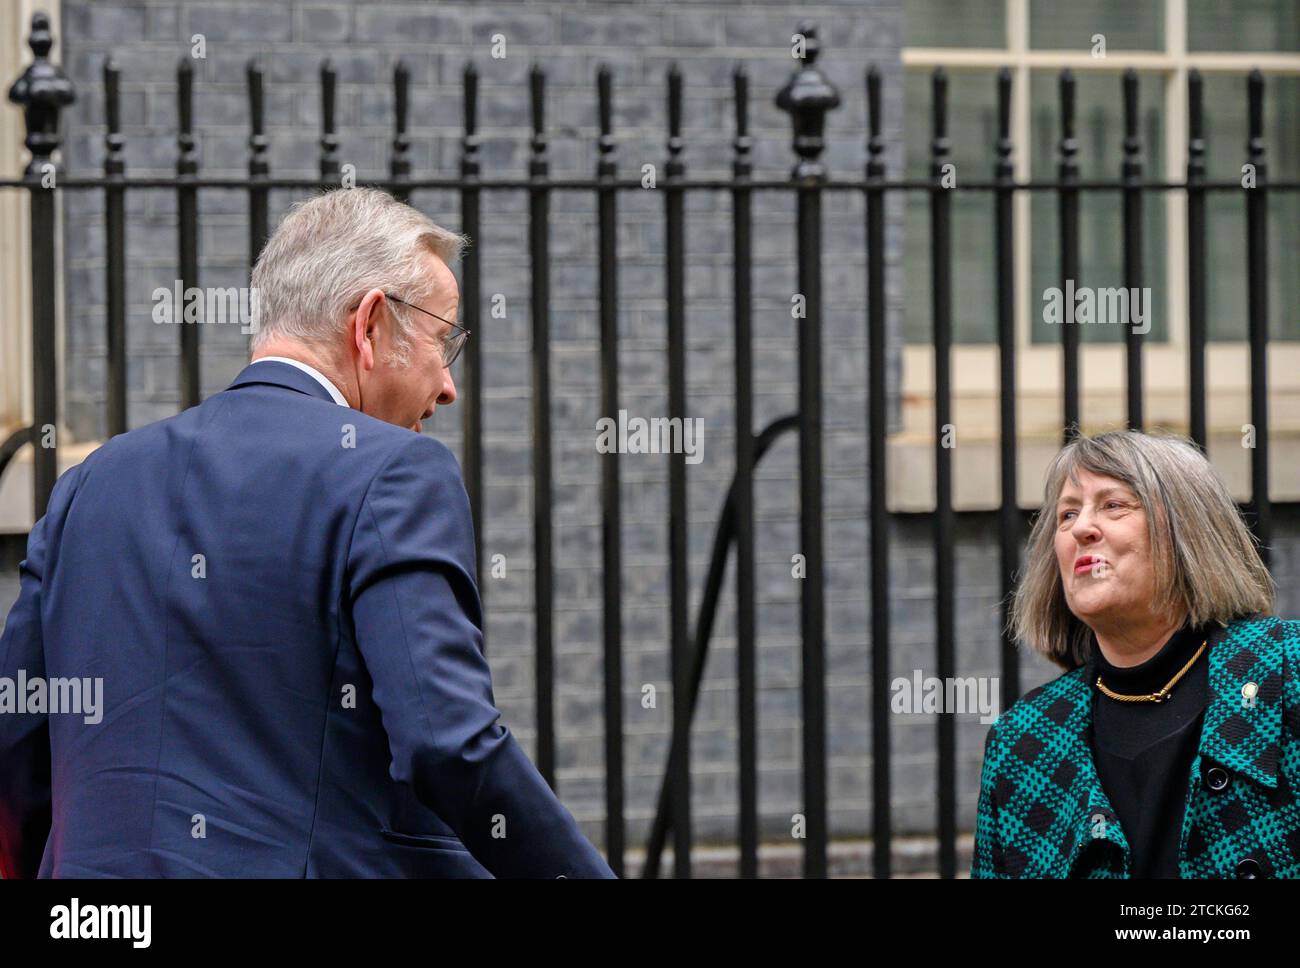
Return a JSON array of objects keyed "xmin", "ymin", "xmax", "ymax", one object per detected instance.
[{"xmin": 1053, "ymin": 468, "xmax": 1157, "ymax": 627}]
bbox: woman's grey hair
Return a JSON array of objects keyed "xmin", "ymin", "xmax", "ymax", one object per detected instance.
[
  {"xmin": 249, "ymin": 187, "xmax": 468, "ymax": 362},
  {"xmin": 1011, "ymin": 429, "xmax": 1274, "ymax": 669}
]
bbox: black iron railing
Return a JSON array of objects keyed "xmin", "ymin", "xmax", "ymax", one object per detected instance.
[{"xmin": 2, "ymin": 12, "xmax": 1293, "ymax": 879}]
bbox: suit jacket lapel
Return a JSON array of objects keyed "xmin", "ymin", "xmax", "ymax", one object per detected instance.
[
  {"xmin": 1051, "ymin": 668, "xmax": 1132, "ymax": 875},
  {"xmin": 1196, "ymin": 616, "xmax": 1283, "ymax": 788}
]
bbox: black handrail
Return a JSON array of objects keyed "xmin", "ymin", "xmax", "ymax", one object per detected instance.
[
  {"xmin": 0, "ymin": 426, "xmax": 35, "ymax": 487},
  {"xmin": 642, "ymin": 413, "xmax": 799, "ymax": 878}
]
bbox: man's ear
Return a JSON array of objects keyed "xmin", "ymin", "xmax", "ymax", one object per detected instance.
[{"xmin": 352, "ymin": 287, "xmax": 385, "ymax": 372}]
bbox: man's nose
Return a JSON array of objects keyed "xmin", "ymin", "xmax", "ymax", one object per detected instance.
[{"xmin": 437, "ymin": 366, "xmax": 457, "ymax": 405}]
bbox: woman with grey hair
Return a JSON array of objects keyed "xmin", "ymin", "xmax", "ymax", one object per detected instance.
[{"xmin": 972, "ymin": 429, "xmax": 1299, "ymax": 878}]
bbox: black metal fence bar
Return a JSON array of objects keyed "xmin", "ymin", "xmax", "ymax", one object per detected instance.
[
  {"xmin": 5, "ymin": 12, "xmax": 70, "ymax": 515},
  {"xmin": 731, "ymin": 64, "xmax": 759, "ymax": 880},
  {"xmin": 776, "ymin": 24, "xmax": 835, "ymax": 878},
  {"xmin": 594, "ymin": 64, "xmax": 626, "ymax": 878},
  {"xmin": 864, "ymin": 63, "xmax": 891, "ymax": 881},
  {"xmin": 1122, "ymin": 69, "xmax": 1144, "ymax": 430},
  {"xmin": 389, "ymin": 60, "xmax": 410, "ymax": 204},
  {"xmin": 319, "ymin": 60, "xmax": 340, "ymax": 181},
  {"xmin": 929, "ymin": 67, "xmax": 957, "ymax": 880},
  {"xmin": 995, "ymin": 69, "xmax": 1021, "ymax": 708},
  {"xmin": 1059, "ymin": 70, "xmax": 1080, "ymax": 441},
  {"xmin": 460, "ymin": 63, "xmax": 486, "ymax": 636},
  {"xmin": 247, "ymin": 61, "xmax": 270, "ymax": 271},
  {"xmin": 527, "ymin": 63, "xmax": 559, "ymax": 827},
  {"xmin": 5, "ymin": 13, "xmax": 1295, "ymax": 881},
  {"xmin": 664, "ymin": 64, "xmax": 693, "ymax": 879},
  {"xmin": 103, "ymin": 57, "xmax": 126, "ymax": 438},
  {"xmin": 28, "ymin": 201, "xmax": 55, "ymax": 514},
  {"xmin": 1246, "ymin": 70, "xmax": 1271, "ymax": 566},
  {"xmin": 1187, "ymin": 69, "xmax": 1208, "ymax": 451},
  {"xmin": 795, "ymin": 149, "xmax": 829, "ymax": 881},
  {"xmin": 176, "ymin": 58, "xmax": 200, "ymax": 410}
]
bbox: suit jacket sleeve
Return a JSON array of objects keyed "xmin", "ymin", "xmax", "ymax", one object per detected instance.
[
  {"xmin": 346, "ymin": 434, "xmax": 615, "ymax": 879},
  {"xmin": 971, "ymin": 723, "xmax": 1002, "ymax": 879},
  {"xmin": 0, "ymin": 463, "xmax": 81, "ymax": 879}
]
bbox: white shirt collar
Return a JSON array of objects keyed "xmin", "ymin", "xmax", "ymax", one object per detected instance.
[{"xmin": 252, "ymin": 356, "xmax": 349, "ymax": 407}]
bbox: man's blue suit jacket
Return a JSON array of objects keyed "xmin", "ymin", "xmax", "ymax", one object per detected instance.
[{"xmin": 0, "ymin": 361, "xmax": 615, "ymax": 878}]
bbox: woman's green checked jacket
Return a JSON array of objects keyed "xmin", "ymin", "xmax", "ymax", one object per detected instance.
[{"xmin": 972, "ymin": 614, "xmax": 1300, "ymax": 878}]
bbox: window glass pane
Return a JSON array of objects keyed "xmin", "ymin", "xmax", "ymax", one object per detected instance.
[
  {"xmin": 1197, "ymin": 74, "xmax": 1299, "ymax": 340},
  {"xmin": 1189, "ymin": 0, "xmax": 1300, "ymax": 53},
  {"xmin": 1030, "ymin": 0, "xmax": 1162, "ymax": 51},
  {"xmin": 1028, "ymin": 70, "xmax": 1167, "ymax": 344},
  {"xmin": 903, "ymin": 69, "xmax": 1003, "ymax": 344},
  {"xmin": 905, "ymin": 0, "xmax": 1006, "ymax": 49}
]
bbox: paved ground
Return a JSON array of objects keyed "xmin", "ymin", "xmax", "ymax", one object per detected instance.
[{"xmin": 626, "ymin": 836, "xmax": 974, "ymax": 878}]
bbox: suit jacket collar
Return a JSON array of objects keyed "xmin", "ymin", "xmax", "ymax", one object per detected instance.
[{"xmin": 226, "ymin": 359, "xmax": 344, "ymax": 406}]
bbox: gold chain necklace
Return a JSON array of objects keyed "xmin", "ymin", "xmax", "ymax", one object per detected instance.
[{"xmin": 1094, "ymin": 639, "xmax": 1208, "ymax": 703}]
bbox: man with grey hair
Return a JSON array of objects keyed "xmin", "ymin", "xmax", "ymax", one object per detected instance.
[{"xmin": 0, "ymin": 188, "xmax": 615, "ymax": 879}]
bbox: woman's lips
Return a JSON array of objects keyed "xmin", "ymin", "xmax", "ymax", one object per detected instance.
[{"xmin": 1074, "ymin": 557, "xmax": 1108, "ymax": 575}]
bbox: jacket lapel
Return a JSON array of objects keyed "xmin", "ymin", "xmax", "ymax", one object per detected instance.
[
  {"xmin": 1050, "ymin": 669, "xmax": 1131, "ymax": 875},
  {"xmin": 1194, "ymin": 615, "xmax": 1284, "ymax": 789}
]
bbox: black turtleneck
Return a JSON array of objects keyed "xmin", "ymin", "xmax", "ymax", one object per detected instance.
[{"xmin": 1087, "ymin": 619, "xmax": 1211, "ymax": 879}]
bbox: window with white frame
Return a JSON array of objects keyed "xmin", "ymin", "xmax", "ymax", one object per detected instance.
[
  {"xmin": 887, "ymin": 0, "xmax": 1298, "ymax": 510},
  {"xmin": 900, "ymin": 0, "xmax": 1298, "ymax": 356}
]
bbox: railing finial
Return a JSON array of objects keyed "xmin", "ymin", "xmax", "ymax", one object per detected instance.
[
  {"xmin": 775, "ymin": 21, "xmax": 841, "ymax": 184},
  {"xmin": 7, "ymin": 11, "xmax": 76, "ymax": 178}
]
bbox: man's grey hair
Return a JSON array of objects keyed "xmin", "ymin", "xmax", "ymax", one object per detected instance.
[
  {"xmin": 1011, "ymin": 429, "xmax": 1275, "ymax": 669},
  {"xmin": 249, "ymin": 187, "xmax": 468, "ymax": 362}
]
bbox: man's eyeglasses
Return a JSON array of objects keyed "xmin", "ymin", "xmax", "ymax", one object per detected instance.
[{"xmin": 384, "ymin": 293, "xmax": 471, "ymax": 368}]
